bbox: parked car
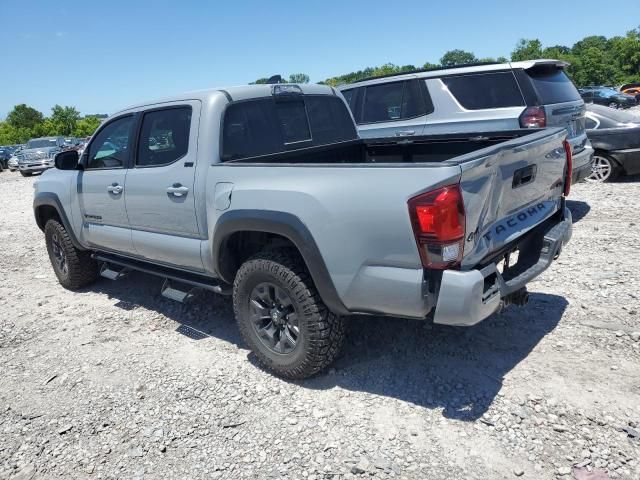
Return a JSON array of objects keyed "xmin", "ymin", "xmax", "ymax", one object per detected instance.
[
  {"xmin": 34, "ymin": 84, "xmax": 573, "ymax": 378},
  {"xmin": 621, "ymin": 87, "xmax": 640, "ymax": 102},
  {"xmin": 8, "ymin": 155, "xmax": 19, "ymax": 172},
  {"xmin": 620, "ymin": 82, "xmax": 640, "ymax": 102},
  {"xmin": 338, "ymin": 59, "xmax": 592, "ymax": 184},
  {"xmin": 17, "ymin": 137, "xmax": 65, "ymax": 176},
  {"xmin": 584, "ymin": 104, "xmax": 640, "ymax": 182},
  {"xmin": 0, "ymin": 146, "xmax": 13, "ymax": 170},
  {"xmin": 579, "ymin": 86, "xmax": 637, "ymax": 109}
]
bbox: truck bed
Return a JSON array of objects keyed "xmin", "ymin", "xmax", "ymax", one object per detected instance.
[{"xmin": 222, "ymin": 129, "xmax": 542, "ymax": 165}]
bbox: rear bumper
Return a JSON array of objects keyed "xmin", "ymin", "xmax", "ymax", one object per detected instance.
[
  {"xmin": 610, "ymin": 148, "xmax": 640, "ymax": 176},
  {"xmin": 572, "ymin": 144, "xmax": 594, "ymax": 184},
  {"xmin": 19, "ymin": 161, "xmax": 54, "ymax": 172},
  {"xmin": 433, "ymin": 207, "xmax": 572, "ymax": 326}
]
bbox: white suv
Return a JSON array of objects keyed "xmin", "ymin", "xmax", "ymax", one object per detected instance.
[{"xmin": 338, "ymin": 59, "xmax": 593, "ymax": 183}]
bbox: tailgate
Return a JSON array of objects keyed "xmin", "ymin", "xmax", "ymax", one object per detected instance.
[{"xmin": 450, "ymin": 128, "xmax": 568, "ymax": 268}]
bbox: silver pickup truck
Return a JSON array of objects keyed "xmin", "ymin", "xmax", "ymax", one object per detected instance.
[{"xmin": 34, "ymin": 83, "xmax": 573, "ymax": 379}]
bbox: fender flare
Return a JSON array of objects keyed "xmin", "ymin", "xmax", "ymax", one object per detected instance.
[
  {"xmin": 212, "ymin": 210, "xmax": 349, "ymax": 316},
  {"xmin": 33, "ymin": 192, "xmax": 86, "ymax": 250}
]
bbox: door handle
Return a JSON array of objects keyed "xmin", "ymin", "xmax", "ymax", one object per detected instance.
[
  {"xmin": 166, "ymin": 184, "xmax": 189, "ymax": 197},
  {"xmin": 107, "ymin": 183, "xmax": 123, "ymax": 194},
  {"xmin": 395, "ymin": 130, "xmax": 416, "ymax": 136}
]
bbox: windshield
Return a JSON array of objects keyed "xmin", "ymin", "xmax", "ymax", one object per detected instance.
[
  {"xmin": 27, "ymin": 139, "xmax": 58, "ymax": 149},
  {"xmin": 525, "ymin": 67, "xmax": 581, "ymax": 104}
]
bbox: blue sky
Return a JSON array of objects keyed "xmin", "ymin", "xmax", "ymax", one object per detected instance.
[{"xmin": 1, "ymin": 0, "xmax": 639, "ymax": 118}]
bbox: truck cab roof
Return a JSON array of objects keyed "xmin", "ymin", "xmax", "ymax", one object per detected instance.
[{"xmin": 113, "ymin": 83, "xmax": 338, "ymax": 117}]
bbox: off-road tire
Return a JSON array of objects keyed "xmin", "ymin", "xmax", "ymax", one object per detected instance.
[
  {"xmin": 233, "ymin": 248, "xmax": 345, "ymax": 379},
  {"xmin": 44, "ymin": 219, "xmax": 99, "ymax": 290},
  {"xmin": 20, "ymin": 171, "xmax": 32, "ymax": 177}
]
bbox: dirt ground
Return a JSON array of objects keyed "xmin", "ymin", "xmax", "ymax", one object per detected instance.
[{"xmin": 1, "ymin": 171, "xmax": 639, "ymax": 480}]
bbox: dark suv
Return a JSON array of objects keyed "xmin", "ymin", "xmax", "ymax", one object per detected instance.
[{"xmin": 579, "ymin": 87, "xmax": 637, "ymax": 109}]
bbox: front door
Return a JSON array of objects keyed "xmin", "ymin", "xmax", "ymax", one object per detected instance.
[
  {"xmin": 79, "ymin": 114, "xmax": 136, "ymax": 254},
  {"xmin": 124, "ymin": 102, "xmax": 204, "ymax": 271}
]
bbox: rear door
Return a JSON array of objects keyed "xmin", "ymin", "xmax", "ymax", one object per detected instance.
[
  {"xmin": 124, "ymin": 102, "xmax": 203, "ymax": 271},
  {"xmin": 79, "ymin": 115, "xmax": 136, "ymax": 254},
  {"xmin": 350, "ymin": 79, "xmax": 431, "ymax": 138}
]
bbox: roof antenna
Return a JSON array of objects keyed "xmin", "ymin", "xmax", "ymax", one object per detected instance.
[{"xmin": 266, "ymin": 75, "xmax": 283, "ymax": 84}]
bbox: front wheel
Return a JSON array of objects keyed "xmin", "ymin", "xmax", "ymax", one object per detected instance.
[
  {"xmin": 20, "ymin": 171, "xmax": 32, "ymax": 177},
  {"xmin": 607, "ymin": 102, "xmax": 619, "ymax": 109},
  {"xmin": 233, "ymin": 249, "xmax": 345, "ymax": 379},
  {"xmin": 586, "ymin": 154, "xmax": 619, "ymax": 182},
  {"xmin": 45, "ymin": 219, "xmax": 99, "ymax": 289}
]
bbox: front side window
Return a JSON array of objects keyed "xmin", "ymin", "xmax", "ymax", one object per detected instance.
[
  {"xmin": 363, "ymin": 82, "xmax": 404, "ymax": 122},
  {"xmin": 442, "ymin": 71, "xmax": 525, "ymax": 110},
  {"xmin": 137, "ymin": 107, "xmax": 191, "ymax": 167},
  {"xmin": 87, "ymin": 116, "xmax": 134, "ymax": 169},
  {"xmin": 361, "ymin": 80, "xmax": 426, "ymax": 123}
]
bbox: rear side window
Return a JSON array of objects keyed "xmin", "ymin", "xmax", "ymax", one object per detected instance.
[
  {"xmin": 362, "ymin": 80, "xmax": 425, "ymax": 123},
  {"xmin": 137, "ymin": 107, "xmax": 191, "ymax": 167},
  {"xmin": 525, "ymin": 67, "xmax": 581, "ymax": 104},
  {"xmin": 222, "ymin": 95, "xmax": 357, "ymax": 161},
  {"xmin": 442, "ymin": 71, "xmax": 525, "ymax": 110}
]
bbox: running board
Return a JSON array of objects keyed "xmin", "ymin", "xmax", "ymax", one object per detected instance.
[
  {"xmin": 161, "ymin": 279, "xmax": 196, "ymax": 303},
  {"xmin": 92, "ymin": 252, "xmax": 232, "ymax": 296},
  {"xmin": 100, "ymin": 263, "xmax": 130, "ymax": 280}
]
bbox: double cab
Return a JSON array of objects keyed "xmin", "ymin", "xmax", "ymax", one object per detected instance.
[{"xmin": 34, "ymin": 83, "xmax": 573, "ymax": 378}]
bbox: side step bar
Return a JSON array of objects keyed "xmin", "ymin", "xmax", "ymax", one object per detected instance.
[{"xmin": 92, "ymin": 252, "xmax": 232, "ymax": 297}]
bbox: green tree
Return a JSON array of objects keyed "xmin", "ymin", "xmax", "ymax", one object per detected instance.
[
  {"xmin": 50, "ymin": 105, "xmax": 80, "ymax": 136},
  {"xmin": 609, "ymin": 29, "xmax": 640, "ymax": 83},
  {"xmin": 511, "ymin": 39, "xmax": 543, "ymax": 61},
  {"xmin": 6, "ymin": 104, "xmax": 44, "ymax": 130},
  {"xmin": 440, "ymin": 49, "xmax": 477, "ymax": 67},
  {"xmin": 73, "ymin": 116, "xmax": 103, "ymax": 137},
  {"xmin": 250, "ymin": 77, "xmax": 270, "ymax": 84},
  {"xmin": 288, "ymin": 73, "xmax": 310, "ymax": 84},
  {"xmin": 422, "ymin": 62, "xmax": 440, "ymax": 70}
]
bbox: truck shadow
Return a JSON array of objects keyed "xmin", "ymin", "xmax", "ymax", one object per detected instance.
[
  {"xmin": 566, "ymin": 199, "xmax": 590, "ymax": 223},
  {"xmin": 301, "ymin": 292, "xmax": 567, "ymax": 421},
  {"xmin": 88, "ymin": 272, "xmax": 566, "ymax": 422}
]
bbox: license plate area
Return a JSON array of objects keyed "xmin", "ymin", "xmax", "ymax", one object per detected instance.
[{"xmin": 496, "ymin": 249, "xmax": 520, "ymax": 274}]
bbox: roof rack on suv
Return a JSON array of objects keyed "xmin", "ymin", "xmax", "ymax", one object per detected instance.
[{"xmin": 348, "ymin": 61, "xmax": 502, "ymax": 85}]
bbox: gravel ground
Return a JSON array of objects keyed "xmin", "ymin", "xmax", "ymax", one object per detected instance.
[{"xmin": 1, "ymin": 172, "xmax": 639, "ymax": 480}]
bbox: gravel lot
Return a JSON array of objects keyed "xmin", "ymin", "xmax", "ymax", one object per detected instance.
[{"xmin": 1, "ymin": 172, "xmax": 639, "ymax": 480}]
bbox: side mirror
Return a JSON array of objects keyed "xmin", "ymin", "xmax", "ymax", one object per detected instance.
[{"xmin": 54, "ymin": 150, "xmax": 80, "ymax": 170}]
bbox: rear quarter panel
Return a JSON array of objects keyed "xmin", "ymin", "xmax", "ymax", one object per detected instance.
[{"xmin": 206, "ymin": 164, "xmax": 462, "ymax": 317}]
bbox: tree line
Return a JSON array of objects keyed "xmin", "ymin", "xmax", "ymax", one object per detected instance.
[
  {"xmin": 4, "ymin": 28, "xmax": 638, "ymax": 146},
  {"xmin": 254, "ymin": 28, "xmax": 640, "ymax": 88},
  {"xmin": 0, "ymin": 104, "xmax": 103, "ymax": 145}
]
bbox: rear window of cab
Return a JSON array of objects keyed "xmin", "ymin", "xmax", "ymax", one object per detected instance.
[{"xmin": 221, "ymin": 95, "xmax": 357, "ymax": 161}]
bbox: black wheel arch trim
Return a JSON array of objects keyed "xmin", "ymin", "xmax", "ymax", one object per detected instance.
[
  {"xmin": 33, "ymin": 192, "xmax": 86, "ymax": 250},
  {"xmin": 212, "ymin": 209, "xmax": 349, "ymax": 316}
]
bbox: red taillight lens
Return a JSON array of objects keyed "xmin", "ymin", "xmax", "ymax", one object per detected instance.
[
  {"xmin": 519, "ymin": 106, "xmax": 546, "ymax": 128},
  {"xmin": 408, "ymin": 185, "xmax": 466, "ymax": 269},
  {"xmin": 563, "ymin": 139, "xmax": 572, "ymax": 196}
]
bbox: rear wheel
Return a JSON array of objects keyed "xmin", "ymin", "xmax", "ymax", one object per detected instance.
[
  {"xmin": 607, "ymin": 101, "xmax": 619, "ymax": 109},
  {"xmin": 233, "ymin": 249, "xmax": 345, "ymax": 379},
  {"xmin": 587, "ymin": 154, "xmax": 619, "ymax": 182},
  {"xmin": 45, "ymin": 219, "xmax": 99, "ymax": 289}
]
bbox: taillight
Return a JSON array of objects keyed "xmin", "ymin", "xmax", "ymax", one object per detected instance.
[
  {"xmin": 408, "ymin": 185, "xmax": 466, "ymax": 269},
  {"xmin": 563, "ymin": 139, "xmax": 572, "ymax": 196},
  {"xmin": 519, "ymin": 106, "xmax": 546, "ymax": 128}
]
